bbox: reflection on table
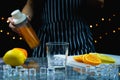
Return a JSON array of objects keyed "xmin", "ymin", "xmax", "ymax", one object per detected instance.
[{"xmin": 0, "ymin": 57, "xmax": 120, "ymax": 80}]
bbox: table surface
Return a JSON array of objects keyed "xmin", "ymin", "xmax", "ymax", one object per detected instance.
[{"xmin": 0, "ymin": 56, "xmax": 120, "ymax": 80}]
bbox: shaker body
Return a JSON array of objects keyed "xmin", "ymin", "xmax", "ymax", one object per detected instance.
[
  {"xmin": 11, "ymin": 9, "xmax": 40, "ymax": 49},
  {"xmin": 16, "ymin": 19, "xmax": 40, "ymax": 49}
]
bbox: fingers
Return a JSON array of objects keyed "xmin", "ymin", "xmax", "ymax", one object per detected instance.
[
  {"xmin": 9, "ymin": 23, "xmax": 16, "ymax": 29},
  {"xmin": 7, "ymin": 17, "xmax": 20, "ymax": 34},
  {"xmin": 98, "ymin": 0, "xmax": 104, "ymax": 8},
  {"xmin": 7, "ymin": 17, "xmax": 21, "ymax": 36},
  {"xmin": 7, "ymin": 17, "xmax": 16, "ymax": 29},
  {"xmin": 8, "ymin": 17, "xmax": 14, "ymax": 24}
]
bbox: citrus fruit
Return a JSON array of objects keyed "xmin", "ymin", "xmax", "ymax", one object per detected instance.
[
  {"xmin": 95, "ymin": 53, "xmax": 115, "ymax": 63},
  {"xmin": 73, "ymin": 55, "xmax": 84, "ymax": 62},
  {"xmin": 83, "ymin": 54, "xmax": 101, "ymax": 65},
  {"xmin": 82, "ymin": 54, "xmax": 89, "ymax": 64},
  {"xmin": 13, "ymin": 48, "xmax": 28, "ymax": 58},
  {"xmin": 3, "ymin": 49, "xmax": 26, "ymax": 66}
]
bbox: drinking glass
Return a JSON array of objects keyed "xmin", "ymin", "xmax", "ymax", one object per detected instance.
[
  {"xmin": 46, "ymin": 42, "xmax": 69, "ymax": 68},
  {"xmin": 46, "ymin": 42, "xmax": 69, "ymax": 80}
]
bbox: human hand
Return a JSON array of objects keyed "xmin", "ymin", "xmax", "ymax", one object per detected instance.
[
  {"xmin": 86, "ymin": 0, "xmax": 104, "ymax": 8},
  {"xmin": 8, "ymin": 17, "xmax": 21, "ymax": 35},
  {"xmin": 98, "ymin": 0, "xmax": 104, "ymax": 8},
  {"xmin": 7, "ymin": 15, "xmax": 31, "ymax": 35}
]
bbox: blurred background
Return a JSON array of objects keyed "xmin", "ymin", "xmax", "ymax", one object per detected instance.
[{"xmin": 0, "ymin": 0, "xmax": 120, "ymax": 57}]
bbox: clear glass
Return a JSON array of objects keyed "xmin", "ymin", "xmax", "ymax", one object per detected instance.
[
  {"xmin": 46, "ymin": 42, "xmax": 69, "ymax": 68},
  {"xmin": 46, "ymin": 42, "xmax": 69, "ymax": 80}
]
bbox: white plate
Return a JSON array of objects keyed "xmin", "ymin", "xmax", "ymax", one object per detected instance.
[{"xmin": 66, "ymin": 54, "xmax": 120, "ymax": 68}]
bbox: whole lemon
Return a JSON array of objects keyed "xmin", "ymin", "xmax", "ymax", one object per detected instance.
[
  {"xmin": 12, "ymin": 48, "xmax": 28, "ymax": 59},
  {"xmin": 3, "ymin": 49, "xmax": 26, "ymax": 66}
]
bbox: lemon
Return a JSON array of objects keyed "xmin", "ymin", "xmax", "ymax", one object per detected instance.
[
  {"xmin": 12, "ymin": 48, "xmax": 28, "ymax": 59},
  {"xmin": 3, "ymin": 49, "xmax": 26, "ymax": 66},
  {"xmin": 95, "ymin": 53, "xmax": 115, "ymax": 63}
]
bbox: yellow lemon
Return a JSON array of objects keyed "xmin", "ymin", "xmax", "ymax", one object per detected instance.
[
  {"xmin": 12, "ymin": 48, "xmax": 28, "ymax": 59},
  {"xmin": 93, "ymin": 53, "xmax": 115, "ymax": 63},
  {"xmin": 3, "ymin": 49, "xmax": 26, "ymax": 66}
]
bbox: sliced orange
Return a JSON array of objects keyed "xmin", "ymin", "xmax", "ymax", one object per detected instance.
[
  {"xmin": 73, "ymin": 55, "xmax": 84, "ymax": 62},
  {"xmin": 13, "ymin": 48, "xmax": 28, "ymax": 58},
  {"xmin": 83, "ymin": 54, "xmax": 101, "ymax": 65},
  {"xmin": 82, "ymin": 54, "xmax": 89, "ymax": 64}
]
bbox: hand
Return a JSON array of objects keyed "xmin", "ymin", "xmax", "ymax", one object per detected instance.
[
  {"xmin": 7, "ymin": 17, "xmax": 21, "ymax": 35},
  {"xmin": 7, "ymin": 15, "xmax": 31, "ymax": 35},
  {"xmin": 86, "ymin": 0, "xmax": 104, "ymax": 8},
  {"xmin": 98, "ymin": 0, "xmax": 104, "ymax": 8}
]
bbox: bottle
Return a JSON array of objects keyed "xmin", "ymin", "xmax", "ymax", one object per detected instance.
[{"xmin": 11, "ymin": 9, "xmax": 40, "ymax": 49}]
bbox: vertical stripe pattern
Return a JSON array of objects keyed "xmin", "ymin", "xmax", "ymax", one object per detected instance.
[{"xmin": 32, "ymin": 0, "xmax": 95, "ymax": 57}]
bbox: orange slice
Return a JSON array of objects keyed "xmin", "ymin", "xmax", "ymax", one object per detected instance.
[
  {"xmin": 82, "ymin": 54, "xmax": 89, "ymax": 64},
  {"xmin": 73, "ymin": 55, "xmax": 84, "ymax": 62},
  {"xmin": 83, "ymin": 54, "xmax": 101, "ymax": 65}
]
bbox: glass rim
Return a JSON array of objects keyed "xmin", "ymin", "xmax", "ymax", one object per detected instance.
[{"xmin": 46, "ymin": 42, "xmax": 69, "ymax": 45}]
